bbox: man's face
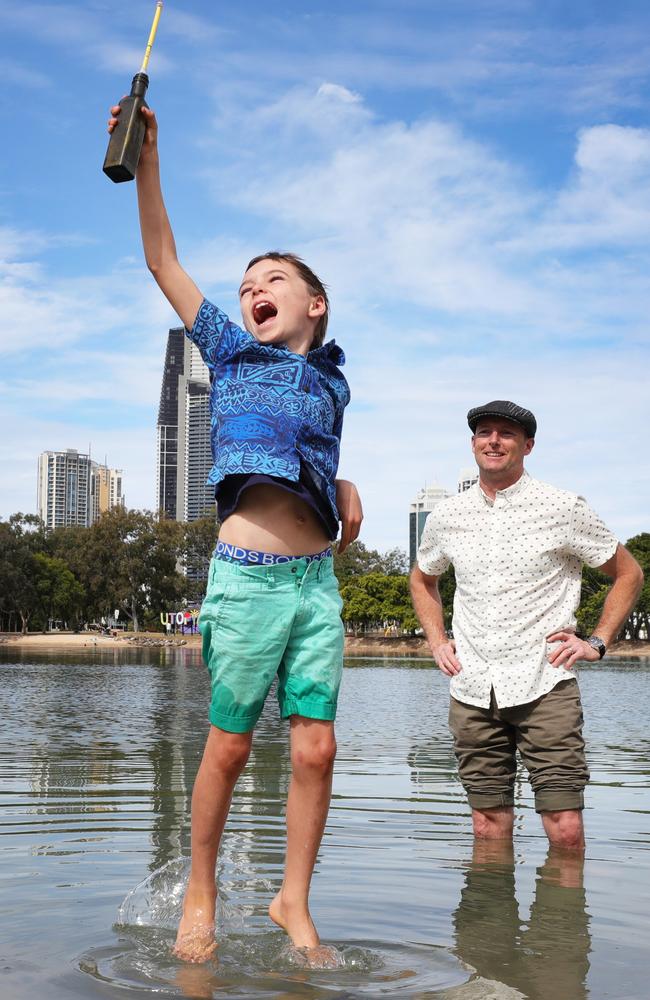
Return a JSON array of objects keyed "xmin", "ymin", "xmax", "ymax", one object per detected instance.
[
  {"xmin": 238, "ymin": 258, "xmax": 325, "ymax": 355},
  {"xmin": 471, "ymin": 418, "xmax": 534, "ymax": 478}
]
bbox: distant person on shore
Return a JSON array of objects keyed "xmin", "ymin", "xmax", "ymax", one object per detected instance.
[
  {"xmin": 410, "ymin": 401, "xmax": 643, "ymax": 849},
  {"xmin": 107, "ymin": 103, "xmax": 362, "ymax": 962}
]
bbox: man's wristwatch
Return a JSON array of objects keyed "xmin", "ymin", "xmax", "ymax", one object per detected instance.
[{"xmin": 586, "ymin": 635, "xmax": 607, "ymax": 659}]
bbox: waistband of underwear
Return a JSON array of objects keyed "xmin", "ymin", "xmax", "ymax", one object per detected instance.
[{"xmin": 214, "ymin": 541, "xmax": 333, "ymax": 566}]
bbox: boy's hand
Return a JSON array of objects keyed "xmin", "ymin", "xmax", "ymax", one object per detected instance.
[
  {"xmin": 107, "ymin": 102, "xmax": 159, "ymax": 164},
  {"xmin": 336, "ymin": 480, "xmax": 363, "ymax": 553}
]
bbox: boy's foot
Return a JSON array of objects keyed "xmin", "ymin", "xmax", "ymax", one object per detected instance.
[
  {"xmin": 173, "ymin": 887, "xmax": 218, "ymax": 964},
  {"xmin": 269, "ymin": 890, "xmax": 319, "ymax": 949},
  {"xmin": 173, "ymin": 923, "xmax": 217, "ymax": 964},
  {"xmin": 296, "ymin": 944, "xmax": 344, "ymax": 969}
]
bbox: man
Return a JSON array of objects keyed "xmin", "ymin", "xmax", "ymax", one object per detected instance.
[{"xmin": 410, "ymin": 400, "xmax": 643, "ymax": 850}]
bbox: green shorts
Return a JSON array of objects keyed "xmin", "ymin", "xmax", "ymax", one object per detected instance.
[
  {"xmin": 199, "ymin": 555, "xmax": 345, "ymax": 733},
  {"xmin": 449, "ymin": 679, "xmax": 590, "ymax": 813}
]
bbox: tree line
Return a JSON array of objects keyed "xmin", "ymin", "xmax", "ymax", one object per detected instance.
[
  {"xmin": 0, "ymin": 509, "xmax": 215, "ymax": 633},
  {"xmin": 0, "ymin": 510, "xmax": 648, "ymax": 641}
]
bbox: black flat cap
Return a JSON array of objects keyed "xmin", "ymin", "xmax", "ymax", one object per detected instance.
[{"xmin": 467, "ymin": 400, "xmax": 537, "ymax": 438}]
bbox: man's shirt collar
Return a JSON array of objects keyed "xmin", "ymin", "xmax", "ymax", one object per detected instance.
[{"xmin": 479, "ymin": 469, "xmax": 530, "ymax": 506}]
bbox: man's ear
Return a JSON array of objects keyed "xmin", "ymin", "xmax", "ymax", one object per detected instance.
[{"xmin": 525, "ymin": 438, "xmax": 535, "ymax": 456}]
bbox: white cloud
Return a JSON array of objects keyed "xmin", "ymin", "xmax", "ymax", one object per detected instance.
[
  {"xmin": 0, "ymin": 57, "xmax": 51, "ymax": 88},
  {"xmin": 162, "ymin": 8, "xmax": 223, "ymax": 44},
  {"xmin": 0, "ymin": 1, "xmax": 174, "ymax": 75},
  {"xmin": 187, "ymin": 12, "xmax": 650, "ymax": 124},
  {"xmin": 202, "ymin": 93, "xmax": 650, "ymax": 345},
  {"xmin": 1, "ymin": 83, "xmax": 648, "ymax": 549},
  {"xmin": 340, "ymin": 346, "xmax": 649, "ymax": 549},
  {"xmin": 0, "ymin": 406, "xmax": 158, "ymax": 518},
  {"xmin": 517, "ymin": 125, "xmax": 650, "ymax": 253}
]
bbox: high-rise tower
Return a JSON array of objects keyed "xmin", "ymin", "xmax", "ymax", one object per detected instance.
[
  {"xmin": 156, "ymin": 328, "xmax": 184, "ymax": 520},
  {"xmin": 409, "ymin": 482, "xmax": 452, "ymax": 567},
  {"xmin": 37, "ymin": 449, "xmax": 93, "ymax": 528},
  {"xmin": 38, "ymin": 451, "xmax": 126, "ymax": 528},
  {"xmin": 156, "ymin": 328, "xmax": 214, "ymax": 523},
  {"xmin": 91, "ymin": 465, "xmax": 125, "ymax": 522}
]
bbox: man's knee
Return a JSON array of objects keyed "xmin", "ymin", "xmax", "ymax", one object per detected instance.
[
  {"xmin": 541, "ymin": 809, "xmax": 584, "ymax": 850},
  {"xmin": 472, "ymin": 806, "xmax": 514, "ymax": 840}
]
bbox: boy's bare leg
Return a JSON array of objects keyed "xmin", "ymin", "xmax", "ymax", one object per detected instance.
[
  {"xmin": 174, "ymin": 725, "xmax": 253, "ymax": 962},
  {"xmin": 269, "ymin": 717, "xmax": 336, "ymax": 949}
]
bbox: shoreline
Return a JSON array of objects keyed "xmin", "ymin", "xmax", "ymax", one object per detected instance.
[{"xmin": 1, "ymin": 631, "xmax": 648, "ymax": 659}]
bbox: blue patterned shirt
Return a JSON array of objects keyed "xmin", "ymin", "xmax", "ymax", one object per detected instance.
[{"xmin": 186, "ymin": 299, "xmax": 350, "ymax": 528}]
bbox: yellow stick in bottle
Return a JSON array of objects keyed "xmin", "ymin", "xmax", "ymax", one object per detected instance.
[{"xmin": 140, "ymin": 1, "xmax": 164, "ymax": 73}]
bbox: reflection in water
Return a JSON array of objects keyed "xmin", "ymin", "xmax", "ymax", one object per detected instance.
[
  {"xmin": 453, "ymin": 841, "xmax": 590, "ymax": 1000},
  {"xmin": 2, "ymin": 651, "xmax": 650, "ymax": 1000}
]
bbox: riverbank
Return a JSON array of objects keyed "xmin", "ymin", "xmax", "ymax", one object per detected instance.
[
  {"xmin": 1, "ymin": 631, "xmax": 648, "ymax": 658},
  {"xmin": 344, "ymin": 636, "xmax": 650, "ymax": 657}
]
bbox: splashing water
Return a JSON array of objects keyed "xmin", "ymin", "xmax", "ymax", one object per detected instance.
[
  {"xmin": 116, "ymin": 856, "xmax": 241, "ymax": 934},
  {"xmin": 98, "ymin": 857, "xmax": 465, "ymax": 995}
]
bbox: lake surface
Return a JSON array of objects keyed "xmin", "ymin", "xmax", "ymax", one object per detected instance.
[{"xmin": 1, "ymin": 649, "xmax": 649, "ymax": 999}]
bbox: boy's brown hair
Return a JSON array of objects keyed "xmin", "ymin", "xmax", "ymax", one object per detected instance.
[{"xmin": 245, "ymin": 251, "xmax": 330, "ymax": 349}]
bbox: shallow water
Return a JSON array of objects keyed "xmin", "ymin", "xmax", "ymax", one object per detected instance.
[{"xmin": 1, "ymin": 648, "xmax": 649, "ymax": 999}]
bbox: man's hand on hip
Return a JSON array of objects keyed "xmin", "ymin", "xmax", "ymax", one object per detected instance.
[
  {"xmin": 546, "ymin": 630, "xmax": 601, "ymax": 669},
  {"xmin": 429, "ymin": 638, "xmax": 462, "ymax": 676}
]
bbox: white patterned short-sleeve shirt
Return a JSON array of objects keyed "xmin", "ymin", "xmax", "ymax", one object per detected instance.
[{"xmin": 417, "ymin": 472, "xmax": 619, "ymax": 708}]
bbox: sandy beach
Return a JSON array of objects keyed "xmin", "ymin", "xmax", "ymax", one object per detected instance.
[{"xmin": 1, "ymin": 631, "xmax": 648, "ymax": 658}]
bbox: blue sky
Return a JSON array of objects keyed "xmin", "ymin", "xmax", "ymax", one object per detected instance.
[{"xmin": 1, "ymin": 0, "xmax": 649, "ymax": 550}]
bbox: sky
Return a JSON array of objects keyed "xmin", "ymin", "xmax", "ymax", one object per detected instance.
[{"xmin": 1, "ymin": 0, "xmax": 649, "ymax": 551}]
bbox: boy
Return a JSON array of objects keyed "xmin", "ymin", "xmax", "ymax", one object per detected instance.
[{"xmin": 107, "ymin": 102, "xmax": 362, "ymax": 963}]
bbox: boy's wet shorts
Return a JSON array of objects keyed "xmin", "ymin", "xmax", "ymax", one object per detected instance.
[
  {"xmin": 199, "ymin": 554, "xmax": 345, "ymax": 733},
  {"xmin": 449, "ymin": 679, "xmax": 590, "ymax": 813}
]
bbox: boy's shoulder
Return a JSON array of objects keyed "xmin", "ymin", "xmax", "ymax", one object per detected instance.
[
  {"xmin": 188, "ymin": 299, "xmax": 253, "ymax": 366},
  {"xmin": 307, "ymin": 341, "xmax": 350, "ymax": 409},
  {"xmin": 189, "ymin": 299, "xmax": 350, "ymax": 405},
  {"xmin": 308, "ymin": 340, "xmax": 346, "ymax": 367}
]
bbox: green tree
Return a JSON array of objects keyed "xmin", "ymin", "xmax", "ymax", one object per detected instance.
[
  {"xmin": 0, "ymin": 514, "xmax": 49, "ymax": 633},
  {"xmin": 33, "ymin": 553, "xmax": 85, "ymax": 629},
  {"xmin": 48, "ymin": 524, "xmax": 96, "ymax": 622},
  {"xmin": 339, "ymin": 576, "xmax": 382, "ymax": 632},
  {"xmin": 622, "ymin": 534, "xmax": 650, "ymax": 641},
  {"xmin": 437, "ymin": 565, "xmax": 456, "ymax": 633},
  {"xmin": 576, "ymin": 536, "xmax": 649, "ymax": 641},
  {"xmin": 77, "ymin": 508, "xmax": 185, "ymax": 631},
  {"xmin": 334, "ymin": 541, "xmax": 408, "ymax": 582},
  {"xmin": 576, "ymin": 564, "xmax": 609, "ymax": 637},
  {"xmin": 182, "ymin": 515, "xmax": 220, "ymax": 603},
  {"xmin": 340, "ymin": 572, "xmax": 419, "ymax": 633},
  {"xmin": 377, "ymin": 547, "xmax": 410, "ymax": 575}
]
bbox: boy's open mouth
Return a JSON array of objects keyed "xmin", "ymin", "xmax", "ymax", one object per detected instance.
[{"xmin": 252, "ymin": 300, "xmax": 278, "ymax": 325}]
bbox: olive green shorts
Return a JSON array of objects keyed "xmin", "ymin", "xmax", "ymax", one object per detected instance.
[
  {"xmin": 449, "ymin": 679, "xmax": 590, "ymax": 813},
  {"xmin": 199, "ymin": 555, "xmax": 344, "ymax": 733}
]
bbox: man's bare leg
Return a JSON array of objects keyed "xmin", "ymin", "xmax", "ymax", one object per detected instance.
[
  {"xmin": 269, "ymin": 717, "xmax": 336, "ymax": 948},
  {"xmin": 471, "ymin": 806, "xmax": 515, "ymax": 840},
  {"xmin": 539, "ymin": 844, "xmax": 585, "ymax": 888},
  {"xmin": 174, "ymin": 726, "xmax": 253, "ymax": 962},
  {"xmin": 471, "ymin": 837, "xmax": 515, "ymax": 867},
  {"xmin": 540, "ymin": 809, "xmax": 585, "ymax": 851}
]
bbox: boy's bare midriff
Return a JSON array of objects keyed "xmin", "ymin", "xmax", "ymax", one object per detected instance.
[{"xmin": 217, "ymin": 483, "xmax": 331, "ymax": 555}]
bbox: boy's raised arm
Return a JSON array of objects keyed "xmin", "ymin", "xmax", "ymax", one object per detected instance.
[{"xmin": 108, "ymin": 103, "xmax": 203, "ymax": 332}]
